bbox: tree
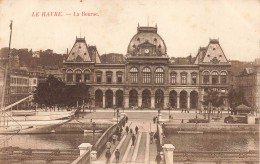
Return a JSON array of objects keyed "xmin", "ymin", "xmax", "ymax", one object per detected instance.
[
  {"xmin": 63, "ymin": 83, "xmax": 91, "ymax": 107},
  {"xmin": 202, "ymin": 90, "xmax": 224, "ymax": 122},
  {"xmin": 34, "ymin": 75, "xmax": 65, "ymax": 109},
  {"xmin": 227, "ymin": 87, "xmax": 249, "ymax": 109}
]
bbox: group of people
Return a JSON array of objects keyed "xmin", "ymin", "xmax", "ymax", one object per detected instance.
[{"xmin": 105, "ymin": 115, "xmax": 162, "ymax": 164}]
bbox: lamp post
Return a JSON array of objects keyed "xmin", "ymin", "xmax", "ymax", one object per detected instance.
[
  {"xmin": 116, "ymin": 108, "xmax": 119, "ymax": 124},
  {"xmin": 113, "ymin": 105, "xmax": 116, "ymax": 116},
  {"xmin": 92, "ymin": 122, "xmax": 96, "ymax": 136},
  {"xmin": 168, "ymin": 103, "xmax": 171, "ymax": 120}
]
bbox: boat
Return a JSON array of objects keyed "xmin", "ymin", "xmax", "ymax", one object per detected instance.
[
  {"xmin": 12, "ymin": 110, "xmax": 36, "ymax": 116},
  {"xmin": 0, "ymin": 119, "xmax": 70, "ymax": 134}
]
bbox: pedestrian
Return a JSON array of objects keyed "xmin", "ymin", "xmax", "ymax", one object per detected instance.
[
  {"xmin": 117, "ymin": 131, "xmax": 121, "ymax": 141},
  {"xmin": 112, "ymin": 134, "xmax": 117, "ymax": 145},
  {"xmin": 154, "ymin": 131, "xmax": 158, "ymax": 140},
  {"xmin": 130, "ymin": 128, "xmax": 133, "ymax": 134},
  {"xmin": 125, "ymin": 116, "xmax": 128, "ymax": 123},
  {"xmin": 106, "ymin": 141, "xmax": 111, "ymax": 150},
  {"xmin": 105, "ymin": 149, "xmax": 111, "ymax": 164},
  {"xmin": 155, "ymin": 152, "xmax": 162, "ymax": 164},
  {"xmin": 153, "ymin": 117, "xmax": 156, "ymax": 124},
  {"xmin": 125, "ymin": 126, "xmax": 129, "ymax": 134},
  {"xmin": 135, "ymin": 126, "xmax": 139, "ymax": 134},
  {"xmin": 115, "ymin": 149, "xmax": 120, "ymax": 163},
  {"xmin": 122, "ymin": 121, "xmax": 125, "ymax": 127},
  {"xmin": 131, "ymin": 134, "xmax": 136, "ymax": 146},
  {"xmin": 116, "ymin": 126, "xmax": 120, "ymax": 134},
  {"xmin": 149, "ymin": 132, "xmax": 153, "ymax": 144},
  {"xmin": 120, "ymin": 127, "xmax": 123, "ymax": 133}
]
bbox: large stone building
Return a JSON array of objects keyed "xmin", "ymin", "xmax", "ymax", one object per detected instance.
[
  {"xmin": 236, "ymin": 59, "xmax": 260, "ymax": 110},
  {"xmin": 63, "ymin": 25, "xmax": 231, "ymax": 109}
]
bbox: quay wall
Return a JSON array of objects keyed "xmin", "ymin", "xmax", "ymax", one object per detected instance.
[
  {"xmin": 164, "ymin": 123, "xmax": 259, "ymax": 133},
  {"xmin": 55, "ymin": 121, "xmax": 112, "ymax": 133}
]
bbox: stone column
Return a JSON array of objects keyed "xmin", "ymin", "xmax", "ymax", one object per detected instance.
[
  {"xmin": 102, "ymin": 94, "xmax": 105, "ymax": 108},
  {"xmin": 187, "ymin": 96, "xmax": 190, "ymax": 109},
  {"xmin": 124, "ymin": 94, "xmax": 129, "ymax": 109},
  {"xmin": 113, "ymin": 92, "xmax": 116, "ymax": 106},
  {"xmin": 162, "ymin": 144, "xmax": 175, "ymax": 164},
  {"xmin": 177, "ymin": 95, "xmax": 180, "ymax": 109},
  {"xmin": 164, "ymin": 94, "xmax": 169, "ymax": 109},
  {"xmin": 73, "ymin": 73, "xmax": 76, "ymax": 82},
  {"xmin": 78, "ymin": 143, "xmax": 92, "ymax": 156},
  {"xmin": 138, "ymin": 93, "xmax": 142, "ymax": 108},
  {"xmin": 151, "ymin": 94, "xmax": 155, "ymax": 109}
]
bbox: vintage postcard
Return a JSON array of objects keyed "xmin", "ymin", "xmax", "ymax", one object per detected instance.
[{"xmin": 0, "ymin": 0, "xmax": 259, "ymax": 163}]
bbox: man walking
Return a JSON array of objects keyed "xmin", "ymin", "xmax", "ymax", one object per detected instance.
[
  {"xmin": 115, "ymin": 149, "xmax": 120, "ymax": 163},
  {"xmin": 131, "ymin": 134, "xmax": 136, "ymax": 146},
  {"xmin": 105, "ymin": 149, "xmax": 111, "ymax": 164},
  {"xmin": 125, "ymin": 126, "xmax": 129, "ymax": 134},
  {"xmin": 112, "ymin": 134, "xmax": 117, "ymax": 145},
  {"xmin": 135, "ymin": 126, "xmax": 139, "ymax": 134},
  {"xmin": 155, "ymin": 152, "xmax": 162, "ymax": 164}
]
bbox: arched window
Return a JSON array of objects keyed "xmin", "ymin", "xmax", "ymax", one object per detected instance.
[
  {"xmin": 67, "ymin": 69, "xmax": 73, "ymax": 82},
  {"xmin": 191, "ymin": 72, "xmax": 197, "ymax": 85},
  {"xmin": 220, "ymin": 71, "xmax": 227, "ymax": 84},
  {"xmin": 203, "ymin": 71, "xmax": 210, "ymax": 84},
  {"xmin": 84, "ymin": 70, "xmax": 90, "ymax": 82},
  {"xmin": 142, "ymin": 67, "xmax": 151, "ymax": 84},
  {"xmin": 75, "ymin": 70, "xmax": 82, "ymax": 82},
  {"xmin": 170, "ymin": 72, "xmax": 177, "ymax": 84},
  {"xmin": 106, "ymin": 71, "xmax": 113, "ymax": 84},
  {"xmin": 155, "ymin": 67, "xmax": 164, "ymax": 84},
  {"xmin": 181, "ymin": 72, "xmax": 187, "ymax": 85},
  {"xmin": 212, "ymin": 71, "xmax": 219, "ymax": 84},
  {"xmin": 130, "ymin": 67, "xmax": 138, "ymax": 83}
]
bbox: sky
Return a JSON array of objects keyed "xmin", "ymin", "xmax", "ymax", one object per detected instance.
[{"xmin": 0, "ymin": 0, "xmax": 259, "ymax": 61}]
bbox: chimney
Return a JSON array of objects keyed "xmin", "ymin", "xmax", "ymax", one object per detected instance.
[{"xmin": 67, "ymin": 48, "xmax": 68, "ymax": 55}]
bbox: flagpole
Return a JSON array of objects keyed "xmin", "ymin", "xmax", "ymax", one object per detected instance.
[{"xmin": 1, "ymin": 20, "xmax": 12, "ymax": 126}]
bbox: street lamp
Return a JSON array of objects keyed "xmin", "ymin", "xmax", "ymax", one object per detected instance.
[
  {"xmin": 168, "ymin": 103, "xmax": 171, "ymax": 120},
  {"xmin": 113, "ymin": 105, "xmax": 117, "ymax": 116},
  {"xmin": 116, "ymin": 108, "xmax": 119, "ymax": 124}
]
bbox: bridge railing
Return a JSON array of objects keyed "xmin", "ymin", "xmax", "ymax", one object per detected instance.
[
  {"xmin": 71, "ymin": 150, "xmax": 90, "ymax": 164},
  {"xmin": 93, "ymin": 116, "xmax": 126, "ymax": 157}
]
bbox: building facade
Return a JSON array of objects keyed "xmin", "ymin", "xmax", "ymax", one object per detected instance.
[
  {"xmin": 63, "ymin": 25, "xmax": 231, "ymax": 109},
  {"xmin": 236, "ymin": 59, "xmax": 260, "ymax": 109}
]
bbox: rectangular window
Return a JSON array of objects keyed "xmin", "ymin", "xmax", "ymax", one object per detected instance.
[
  {"xmin": 107, "ymin": 74, "xmax": 112, "ymax": 84},
  {"xmin": 181, "ymin": 75, "xmax": 187, "ymax": 84},
  {"xmin": 117, "ymin": 74, "xmax": 122, "ymax": 83},
  {"xmin": 221, "ymin": 76, "xmax": 226, "ymax": 84},
  {"xmin": 203, "ymin": 76, "xmax": 209, "ymax": 84},
  {"xmin": 130, "ymin": 73, "xmax": 138, "ymax": 84},
  {"xmin": 97, "ymin": 75, "xmax": 101, "ymax": 84},
  {"xmin": 143, "ymin": 73, "xmax": 151, "ymax": 84},
  {"xmin": 192, "ymin": 75, "xmax": 197, "ymax": 85},
  {"xmin": 212, "ymin": 76, "xmax": 218, "ymax": 84},
  {"xmin": 84, "ymin": 74, "xmax": 90, "ymax": 82},
  {"xmin": 67, "ymin": 74, "xmax": 73, "ymax": 82},
  {"xmin": 170, "ymin": 75, "xmax": 176, "ymax": 84}
]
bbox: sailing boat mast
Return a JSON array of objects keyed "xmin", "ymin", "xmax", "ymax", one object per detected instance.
[{"xmin": 1, "ymin": 20, "xmax": 13, "ymax": 126}]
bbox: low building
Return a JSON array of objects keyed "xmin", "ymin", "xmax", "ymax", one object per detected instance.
[{"xmin": 236, "ymin": 58, "xmax": 260, "ymax": 110}]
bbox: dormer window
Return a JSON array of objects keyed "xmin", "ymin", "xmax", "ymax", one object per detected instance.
[
  {"xmin": 79, "ymin": 46, "xmax": 81, "ymax": 49},
  {"xmin": 137, "ymin": 38, "xmax": 140, "ymax": 41},
  {"xmin": 213, "ymin": 48, "xmax": 216, "ymax": 50},
  {"xmin": 133, "ymin": 44, "xmax": 136, "ymax": 48},
  {"xmin": 72, "ymin": 53, "xmax": 75, "ymax": 55},
  {"xmin": 207, "ymin": 55, "xmax": 210, "ymax": 57},
  {"xmin": 158, "ymin": 45, "xmax": 161, "ymax": 48},
  {"xmin": 84, "ymin": 53, "xmax": 86, "ymax": 55},
  {"xmin": 219, "ymin": 55, "xmax": 222, "ymax": 57},
  {"xmin": 154, "ymin": 38, "xmax": 157, "ymax": 42}
]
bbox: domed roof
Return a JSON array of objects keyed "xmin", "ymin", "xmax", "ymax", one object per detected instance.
[{"xmin": 127, "ymin": 25, "xmax": 167, "ymax": 57}]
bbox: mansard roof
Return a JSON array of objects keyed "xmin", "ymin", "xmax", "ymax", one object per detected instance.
[
  {"xmin": 65, "ymin": 37, "xmax": 101, "ymax": 63},
  {"xmin": 194, "ymin": 39, "xmax": 229, "ymax": 65}
]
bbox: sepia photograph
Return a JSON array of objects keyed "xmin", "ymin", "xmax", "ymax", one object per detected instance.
[{"xmin": 0, "ymin": 0, "xmax": 259, "ymax": 163}]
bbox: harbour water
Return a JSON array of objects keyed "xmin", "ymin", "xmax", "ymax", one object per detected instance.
[
  {"xmin": 1, "ymin": 132, "xmax": 258, "ymax": 152},
  {"xmin": 164, "ymin": 133, "xmax": 259, "ymax": 152},
  {"xmin": 0, "ymin": 132, "xmax": 102, "ymax": 149}
]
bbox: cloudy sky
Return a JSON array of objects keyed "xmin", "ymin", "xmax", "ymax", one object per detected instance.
[{"xmin": 0, "ymin": 0, "xmax": 259, "ymax": 61}]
